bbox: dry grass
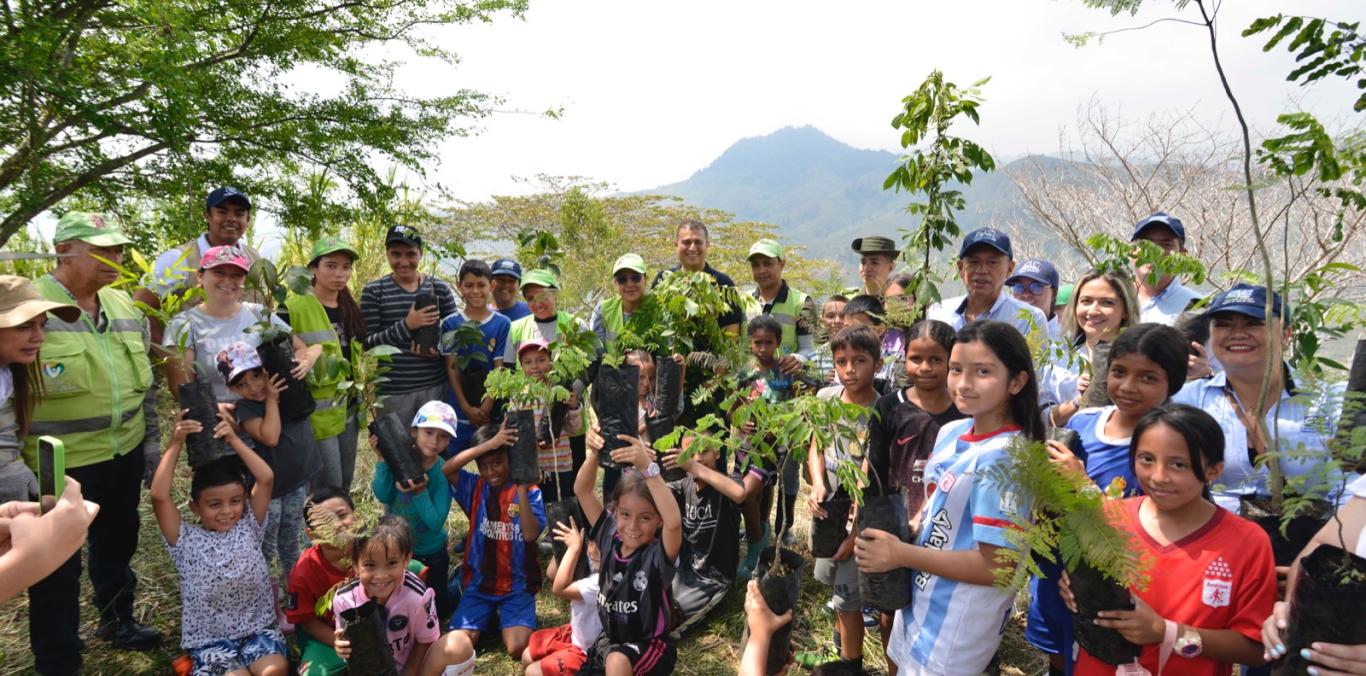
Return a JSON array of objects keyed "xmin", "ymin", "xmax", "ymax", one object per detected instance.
[{"xmin": 0, "ymin": 443, "xmax": 1049, "ymax": 676}]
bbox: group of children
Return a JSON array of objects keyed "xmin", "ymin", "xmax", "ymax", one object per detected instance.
[{"xmin": 149, "ymin": 250, "xmax": 1295, "ymax": 676}]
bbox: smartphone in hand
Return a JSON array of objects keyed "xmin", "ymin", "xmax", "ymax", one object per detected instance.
[{"xmin": 37, "ymin": 435, "xmax": 65, "ymax": 514}]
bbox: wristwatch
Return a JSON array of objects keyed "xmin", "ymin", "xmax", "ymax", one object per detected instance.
[
  {"xmin": 642, "ymin": 462, "xmax": 661, "ymax": 479},
  {"xmin": 1175, "ymin": 623, "xmax": 1203, "ymax": 658}
]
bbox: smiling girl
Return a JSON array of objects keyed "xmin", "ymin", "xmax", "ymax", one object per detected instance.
[
  {"xmin": 577, "ymin": 429, "xmax": 682, "ymax": 675},
  {"xmin": 1041, "ymin": 269, "xmax": 1141, "ymax": 427},
  {"xmin": 854, "ymin": 319, "xmax": 1045, "ymax": 675},
  {"xmin": 1063, "ymin": 404, "xmax": 1276, "ymax": 676}
]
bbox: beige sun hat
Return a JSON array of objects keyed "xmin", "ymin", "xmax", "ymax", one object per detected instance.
[{"xmin": 0, "ymin": 275, "xmax": 81, "ymax": 327}]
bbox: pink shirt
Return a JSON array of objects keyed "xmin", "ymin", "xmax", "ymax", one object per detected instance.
[{"xmin": 332, "ymin": 570, "xmax": 439, "ymax": 670}]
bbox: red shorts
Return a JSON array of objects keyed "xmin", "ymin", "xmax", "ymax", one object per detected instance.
[{"xmin": 528, "ymin": 624, "xmax": 588, "ymax": 676}]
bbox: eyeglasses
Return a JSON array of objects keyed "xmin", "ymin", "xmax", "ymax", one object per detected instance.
[
  {"xmin": 1010, "ymin": 281, "xmax": 1049, "ymax": 296},
  {"xmin": 614, "ymin": 273, "xmax": 643, "ymax": 285}
]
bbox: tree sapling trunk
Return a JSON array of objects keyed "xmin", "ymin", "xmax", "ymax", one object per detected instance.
[{"xmin": 1077, "ymin": 341, "xmax": 1112, "ymax": 409}]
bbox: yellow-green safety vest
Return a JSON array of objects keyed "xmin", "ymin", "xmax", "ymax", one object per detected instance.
[
  {"xmin": 597, "ymin": 297, "xmax": 627, "ymax": 347},
  {"xmin": 284, "ymin": 292, "xmax": 352, "ymax": 440},
  {"xmin": 23, "ymin": 275, "xmax": 152, "ymax": 469},
  {"xmin": 743, "ymin": 283, "xmax": 809, "ymax": 355}
]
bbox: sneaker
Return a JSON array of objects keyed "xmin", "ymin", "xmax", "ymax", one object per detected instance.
[
  {"xmin": 862, "ymin": 606, "xmax": 878, "ymax": 628},
  {"xmin": 781, "ymin": 529, "xmax": 797, "ymax": 547},
  {"xmin": 825, "ymin": 598, "xmax": 836, "ymax": 613},
  {"xmin": 95, "ymin": 620, "xmax": 162, "ymax": 651}
]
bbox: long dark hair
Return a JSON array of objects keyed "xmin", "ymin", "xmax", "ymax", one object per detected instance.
[
  {"xmin": 309, "ymin": 256, "xmax": 366, "ymax": 342},
  {"xmin": 954, "ymin": 320, "xmax": 1045, "ymax": 442},
  {"xmin": 1130, "ymin": 404, "xmax": 1225, "ymax": 501},
  {"xmin": 1108, "ymin": 323, "xmax": 1189, "ymax": 398},
  {"xmin": 12, "ymin": 361, "xmax": 41, "ymax": 436}
]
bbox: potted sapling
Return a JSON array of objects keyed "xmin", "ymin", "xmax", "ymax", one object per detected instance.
[
  {"xmin": 985, "ymin": 436, "xmax": 1150, "ymax": 666},
  {"xmin": 245, "ymin": 259, "xmax": 317, "ymax": 421},
  {"xmin": 179, "ymin": 364, "xmax": 235, "ymax": 467}
]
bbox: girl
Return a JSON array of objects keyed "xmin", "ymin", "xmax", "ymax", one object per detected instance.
[
  {"xmin": 0, "ymin": 275, "xmax": 79, "ymax": 501},
  {"xmin": 332, "ymin": 516, "xmax": 443, "ymax": 676},
  {"xmin": 1062, "ymin": 404, "xmax": 1277, "ymax": 676},
  {"xmin": 151, "ymin": 410, "xmax": 285, "ymax": 676},
  {"xmin": 854, "ymin": 319, "xmax": 1045, "ymax": 676},
  {"xmin": 282, "ymin": 235, "xmax": 366, "ymax": 493},
  {"xmin": 576, "ymin": 427, "xmax": 683, "ymax": 676},
  {"xmin": 165, "ymin": 245, "xmax": 319, "ymax": 402},
  {"xmin": 902, "ymin": 319, "xmax": 965, "ymax": 427},
  {"xmin": 1041, "ymin": 269, "xmax": 1141, "ymax": 427},
  {"xmin": 1027, "ymin": 323, "xmax": 1190, "ymax": 673}
]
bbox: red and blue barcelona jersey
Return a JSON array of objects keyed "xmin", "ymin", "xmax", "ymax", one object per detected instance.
[{"xmin": 452, "ymin": 470, "xmax": 545, "ymax": 595}]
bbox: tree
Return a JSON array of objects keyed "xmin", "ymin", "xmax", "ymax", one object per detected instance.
[
  {"xmin": 0, "ymin": 0, "xmax": 528, "ymax": 247},
  {"xmin": 431, "ymin": 175, "xmax": 845, "ymax": 312}
]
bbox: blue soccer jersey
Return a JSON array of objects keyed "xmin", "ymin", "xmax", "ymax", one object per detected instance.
[
  {"xmin": 452, "ymin": 470, "xmax": 546, "ymax": 596},
  {"xmin": 888, "ymin": 418, "xmax": 1022, "ymax": 676}
]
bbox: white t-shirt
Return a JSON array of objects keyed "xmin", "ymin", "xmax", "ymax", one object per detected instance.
[
  {"xmin": 164, "ymin": 303, "xmax": 291, "ymax": 402},
  {"xmin": 570, "ymin": 573, "xmax": 603, "ymax": 652}
]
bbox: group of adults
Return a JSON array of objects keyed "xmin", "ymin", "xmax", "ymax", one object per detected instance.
[{"xmin": 0, "ymin": 183, "xmax": 1356, "ymax": 675}]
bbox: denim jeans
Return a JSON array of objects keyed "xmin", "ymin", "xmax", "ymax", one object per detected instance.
[{"xmin": 262, "ymin": 484, "xmax": 307, "ymax": 584}]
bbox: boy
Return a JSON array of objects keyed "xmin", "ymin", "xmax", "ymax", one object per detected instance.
[
  {"xmin": 842, "ymin": 294, "xmax": 902, "ymax": 393},
  {"xmin": 442, "ymin": 258, "xmax": 510, "ymax": 457},
  {"xmin": 371, "ymin": 401, "xmax": 457, "ymax": 620},
  {"xmin": 440, "ymin": 423, "xmax": 546, "ymax": 660},
  {"xmin": 287, "ymin": 487, "xmax": 356, "ymax": 676},
  {"xmin": 818, "ymin": 294, "xmax": 848, "ymax": 344},
  {"xmin": 522, "ymin": 519, "xmax": 603, "ymax": 676},
  {"xmin": 223, "ymin": 340, "xmax": 323, "ymax": 584},
  {"xmin": 516, "ymin": 339, "xmax": 583, "ymax": 504},
  {"xmin": 803, "ymin": 326, "xmax": 885, "ymax": 673}
]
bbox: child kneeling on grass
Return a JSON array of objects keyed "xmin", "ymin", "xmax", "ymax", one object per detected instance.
[
  {"xmin": 372, "ymin": 400, "xmax": 457, "ymax": 620},
  {"xmin": 332, "ymin": 516, "xmax": 447, "ymax": 676},
  {"xmin": 286, "ymin": 486, "xmax": 357, "ymax": 676},
  {"xmin": 429, "ymin": 423, "xmax": 546, "ymax": 663},
  {"xmin": 151, "ymin": 410, "xmax": 286, "ymax": 676},
  {"xmin": 521, "ymin": 519, "xmax": 603, "ymax": 676}
]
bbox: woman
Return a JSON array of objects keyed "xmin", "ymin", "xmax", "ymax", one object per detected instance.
[
  {"xmin": 1172, "ymin": 283, "xmax": 1341, "ymax": 513},
  {"xmin": 164, "ymin": 245, "xmax": 319, "ymax": 402},
  {"xmin": 281, "ymin": 236, "xmax": 365, "ymax": 492},
  {"xmin": 590, "ymin": 253, "xmax": 650, "ymax": 348},
  {"xmin": 1040, "ymin": 268, "xmax": 1141, "ymax": 427},
  {"xmin": 0, "ymin": 276, "xmax": 80, "ymax": 501}
]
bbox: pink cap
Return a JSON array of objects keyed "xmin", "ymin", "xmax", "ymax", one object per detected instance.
[
  {"xmin": 517, "ymin": 338, "xmax": 551, "ymax": 356},
  {"xmin": 200, "ymin": 245, "xmax": 250, "ymax": 273}
]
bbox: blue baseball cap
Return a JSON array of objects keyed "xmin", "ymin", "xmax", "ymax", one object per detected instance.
[
  {"xmin": 490, "ymin": 258, "xmax": 522, "ymax": 279},
  {"xmin": 959, "ymin": 227, "xmax": 1013, "ymax": 259},
  {"xmin": 1131, "ymin": 212, "xmax": 1186, "ymax": 243},
  {"xmin": 206, "ymin": 186, "xmax": 251, "ymax": 211},
  {"xmin": 1007, "ymin": 258, "xmax": 1059, "ymax": 289},
  {"xmin": 1202, "ymin": 283, "xmax": 1287, "ymax": 321}
]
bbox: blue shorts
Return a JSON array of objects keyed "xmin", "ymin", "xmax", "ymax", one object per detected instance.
[
  {"xmin": 450, "ymin": 588, "xmax": 538, "ymax": 632},
  {"xmin": 189, "ymin": 628, "xmax": 286, "ymax": 676}
]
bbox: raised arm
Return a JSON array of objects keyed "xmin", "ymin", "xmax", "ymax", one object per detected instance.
[
  {"xmin": 575, "ymin": 425, "xmax": 606, "ymax": 528},
  {"xmin": 610, "ymin": 434, "xmax": 681, "ymax": 560},
  {"xmin": 515, "ymin": 484, "xmax": 542, "ymax": 542},
  {"xmin": 151, "ymin": 412, "xmax": 198, "ymax": 545},
  {"xmin": 441, "ymin": 424, "xmax": 516, "ymax": 483},
  {"xmin": 550, "ymin": 521, "xmax": 587, "ymax": 601}
]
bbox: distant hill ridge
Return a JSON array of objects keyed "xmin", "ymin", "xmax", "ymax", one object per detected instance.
[{"xmin": 645, "ymin": 125, "xmax": 1067, "ymax": 268}]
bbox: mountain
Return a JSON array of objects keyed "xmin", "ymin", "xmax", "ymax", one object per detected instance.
[{"xmin": 645, "ymin": 125, "xmax": 1063, "ymax": 269}]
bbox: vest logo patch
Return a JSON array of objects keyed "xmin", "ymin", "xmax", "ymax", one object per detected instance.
[
  {"xmin": 1202, "ymin": 556, "xmax": 1233, "ymax": 608},
  {"xmin": 42, "ymin": 361, "xmax": 64, "ymax": 378}
]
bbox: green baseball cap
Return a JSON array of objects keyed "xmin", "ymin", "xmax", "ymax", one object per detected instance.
[
  {"xmin": 53, "ymin": 212, "xmax": 131, "ymax": 247},
  {"xmin": 520, "ymin": 268, "xmax": 559, "ymax": 290},
  {"xmin": 1056, "ymin": 283, "xmax": 1074, "ymax": 307},
  {"xmin": 612, "ymin": 253, "xmax": 646, "ymax": 275},
  {"xmin": 309, "ymin": 235, "xmax": 359, "ymax": 264},
  {"xmin": 747, "ymin": 238, "xmax": 783, "ymax": 261}
]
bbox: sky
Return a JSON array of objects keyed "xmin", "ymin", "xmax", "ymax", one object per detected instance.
[{"xmin": 396, "ymin": 0, "xmax": 1361, "ymax": 203}]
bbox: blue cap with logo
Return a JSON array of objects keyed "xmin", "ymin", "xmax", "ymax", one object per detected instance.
[
  {"xmin": 1130, "ymin": 212, "xmax": 1186, "ymax": 243},
  {"xmin": 205, "ymin": 186, "xmax": 252, "ymax": 211},
  {"xmin": 490, "ymin": 258, "xmax": 522, "ymax": 280},
  {"xmin": 1007, "ymin": 258, "xmax": 1059, "ymax": 289},
  {"xmin": 1202, "ymin": 283, "xmax": 1286, "ymax": 321},
  {"xmin": 959, "ymin": 227, "xmax": 1013, "ymax": 259}
]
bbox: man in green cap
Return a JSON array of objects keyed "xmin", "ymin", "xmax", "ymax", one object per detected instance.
[
  {"xmin": 848, "ymin": 235, "xmax": 899, "ymax": 297},
  {"xmin": 27, "ymin": 212, "xmax": 162, "ymax": 673},
  {"xmin": 744, "ymin": 239, "xmax": 817, "ymax": 373},
  {"xmin": 591, "ymin": 253, "xmax": 649, "ymax": 348}
]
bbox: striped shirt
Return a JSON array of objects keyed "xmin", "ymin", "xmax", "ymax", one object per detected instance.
[
  {"xmin": 359, "ymin": 275, "xmax": 459, "ymax": 394},
  {"xmin": 887, "ymin": 418, "xmax": 1022, "ymax": 676},
  {"xmin": 452, "ymin": 470, "xmax": 545, "ymax": 595}
]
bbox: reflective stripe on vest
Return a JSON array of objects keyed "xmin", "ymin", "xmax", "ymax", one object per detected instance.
[
  {"xmin": 24, "ymin": 276, "xmax": 151, "ymax": 469},
  {"xmin": 283, "ymin": 292, "xmax": 350, "ymax": 440},
  {"xmin": 744, "ymin": 283, "xmax": 809, "ymax": 355}
]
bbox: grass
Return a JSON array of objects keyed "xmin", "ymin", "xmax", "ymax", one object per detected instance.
[{"xmin": 0, "ymin": 439, "xmax": 1049, "ymax": 676}]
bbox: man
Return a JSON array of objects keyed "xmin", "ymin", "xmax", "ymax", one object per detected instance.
[
  {"xmin": 849, "ymin": 235, "xmax": 899, "ymax": 297},
  {"xmin": 1131, "ymin": 211, "xmax": 1203, "ymax": 325},
  {"xmin": 1007, "ymin": 258, "xmax": 1062, "ymax": 340},
  {"xmin": 360, "ymin": 224, "xmax": 459, "ymax": 426},
  {"xmin": 654, "ymin": 219, "xmax": 743, "ymax": 334},
  {"xmin": 489, "ymin": 257, "xmax": 531, "ymax": 321},
  {"xmin": 744, "ymin": 238, "xmax": 818, "ymax": 374},
  {"xmin": 25, "ymin": 212, "xmax": 160, "ymax": 674},
  {"xmin": 926, "ymin": 227, "xmax": 1047, "ymax": 338}
]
